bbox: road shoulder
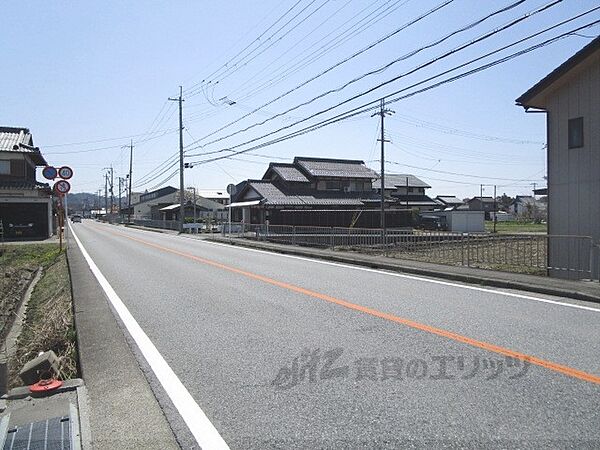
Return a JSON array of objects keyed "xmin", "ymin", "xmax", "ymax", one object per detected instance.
[{"xmin": 67, "ymin": 233, "xmax": 180, "ymax": 449}]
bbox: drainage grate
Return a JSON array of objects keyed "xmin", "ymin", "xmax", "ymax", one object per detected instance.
[{"xmin": 2, "ymin": 416, "xmax": 71, "ymax": 450}]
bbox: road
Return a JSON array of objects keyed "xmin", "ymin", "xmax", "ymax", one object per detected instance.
[{"xmin": 70, "ymin": 220, "xmax": 600, "ymax": 449}]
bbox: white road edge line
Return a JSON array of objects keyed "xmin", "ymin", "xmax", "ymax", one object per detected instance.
[
  {"xmin": 198, "ymin": 238, "xmax": 600, "ymax": 313},
  {"xmin": 69, "ymin": 224, "xmax": 230, "ymax": 450}
]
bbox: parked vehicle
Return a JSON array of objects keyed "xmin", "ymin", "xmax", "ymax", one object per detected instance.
[{"xmin": 418, "ymin": 215, "xmax": 447, "ymax": 231}]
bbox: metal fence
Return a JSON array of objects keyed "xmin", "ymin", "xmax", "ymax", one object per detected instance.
[
  {"xmin": 221, "ymin": 223, "xmax": 598, "ymax": 280},
  {"xmin": 130, "ymin": 218, "xmax": 180, "ymax": 231}
]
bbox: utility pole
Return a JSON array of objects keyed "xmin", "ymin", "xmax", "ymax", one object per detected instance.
[
  {"xmin": 372, "ymin": 98, "xmax": 393, "ymax": 245},
  {"xmin": 493, "ymin": 184, "xmax": 497, "ymax": 234},
  {"xmin": 110, "ymin": 166, "xmax": 114, "ymax": 215},
  {"xmin": 128, "ymin": 140, "xmax": 134, "ymax": 223},
  {"xmin": 118, "ymin": 177, "xmax": 127, "ymax": 218},
  {"xmin": 104, "ymin": 173, "xmax": 108, "ymax": 216},
  {"xmin": 169, "ymin": 86, "xmax": 185, "ymax": 233}
]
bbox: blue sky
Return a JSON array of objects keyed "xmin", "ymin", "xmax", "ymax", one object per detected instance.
[{"xmin": 3, "ymin": 0, "xmax": 599, "ymax": 199}]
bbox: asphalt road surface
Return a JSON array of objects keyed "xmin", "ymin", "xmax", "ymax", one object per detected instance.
[{"xmin": 70, "ymin": 220, "xmax": 600, "ymax": 449}]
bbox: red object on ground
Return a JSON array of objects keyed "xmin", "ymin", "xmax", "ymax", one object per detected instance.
[{"xmin": 29, "ymin": 378, "xmax": 63, "ymax": 393}]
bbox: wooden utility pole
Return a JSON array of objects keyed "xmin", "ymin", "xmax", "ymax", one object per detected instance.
[{"xmin": 169, "ymin": 86, "xmax": 185, "ymax": 233}]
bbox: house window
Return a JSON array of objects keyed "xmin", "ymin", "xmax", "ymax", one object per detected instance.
[
  {"xmin": 0, "ymin": 160, "xmax": 9, "ymax": 175},
  {"xmin": 325, "ymin": 181, "xmax": 341, "ymax": 190},
  {"xmin": 568, "ymin": 117, "xmax": 584, "ymax": 148}
]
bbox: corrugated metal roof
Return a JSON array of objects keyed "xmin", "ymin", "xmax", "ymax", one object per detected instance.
[
  {"xmin": 294, "ymin": 157, "xmax": 377, "ymax": 179},
  {"xmin": 373, "ymin": 174, "xmax": 431, "ymax": 189}
]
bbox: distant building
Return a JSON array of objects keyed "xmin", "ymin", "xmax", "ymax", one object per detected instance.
[
  {"xmin": 132, "ymin": 186, "xmax": 178, "ymax": 219},
  {"xmin": 509, "ymin": 195, "xmax": 546, "ymax": 218},
  {"xmin": 373, "ymin": 174, "xmax": 438, "ymax": 211},
  {"xmin": 231, "ymin": 157, "xmax": 410, "ymax": 227},
  {"xmin": 196, "ymin": 189, "xmax": 230, "ymax": 206},
  {"xmin": 0, "ymin": 127, "xmax": 52, "ymax": 239},
  {"xmin": 434, "ymin": 195, "xmax": 464, "ymax": 210},
  {"xmin": 466, "ymin": 196, "xmax": 496, "ymax": 220},
  {"xmin": 516, "ymin": 36, "xmax": 600, "ymax": 279}
]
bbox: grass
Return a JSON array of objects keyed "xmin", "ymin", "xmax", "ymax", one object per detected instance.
[
  {"xmin": 484, "ymin": 221, "xmax": 547, "ymax": 234},
  {"xmin": 0, "ymin": 245, "xmax": 78, "ymax": 387}
]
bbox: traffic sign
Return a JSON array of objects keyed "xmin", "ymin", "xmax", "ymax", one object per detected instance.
[
  {"xmin": 42, "ymin": 166, "xmax": 57, "ymax": 180},
  {"xmin": 53, "ymin": 180, "xmax": 71, "ymax": 195},
  {"xmin": 58, "ymin": 166, "xmax": 73, "ymax": 179},
  {"xmin": 226, "ymin": 183, "xmax": 236, "ymax": 195}
]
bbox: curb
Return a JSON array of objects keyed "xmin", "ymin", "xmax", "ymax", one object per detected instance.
[{"xmin": 208, "ymin": 237, "xmax": 600, "ymax": 304}]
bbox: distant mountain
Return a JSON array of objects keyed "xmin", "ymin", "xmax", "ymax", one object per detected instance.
[{"xmin": 67, "ymin": 192, "xmax": 125, "ymax": 212}]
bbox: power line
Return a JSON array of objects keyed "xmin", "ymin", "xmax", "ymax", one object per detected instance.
[
  {"xmin": 184, "ymin": 0, "xmax": 306, "ymax": 95},
  {"xmin": 229, "ymin": 0, "xmax": 412, "ymax": 102},
  {"xmin": 184, "ymin": 19, "xmax": 599, "ymax": 167},
  {"xmin": 225, "ymin": 0, "xmax": 410, "ymax": 101},
  {"xmin": 185, "ymin": 0, "xmax": 560, "ymax": 151},
  {"xmin": 187, "ymin": 0, "xmax": 455, "ymax": 147}
]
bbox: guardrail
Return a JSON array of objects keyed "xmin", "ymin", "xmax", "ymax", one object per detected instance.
[{"xmin": 221, "ymin": 223, "xmax": 598, "ymax": 280}]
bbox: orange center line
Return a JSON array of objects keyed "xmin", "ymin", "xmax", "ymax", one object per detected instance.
[{"xmin": 96, "ymin": 224, "xmax": 600, "ymax": 386}]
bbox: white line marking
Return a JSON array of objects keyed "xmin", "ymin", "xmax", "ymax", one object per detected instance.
[
  {"xmin": 199, "ymin": 238, "xmax": 600, "ymax": 314},
  {"xmin": 69, "ymin": 224, "xmax": 230, "ymax": 450}
]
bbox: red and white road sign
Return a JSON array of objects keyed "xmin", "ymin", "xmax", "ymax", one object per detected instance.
[
  {"xmin": 58, "ymin": 166, "xmax": 73, "ymax": 179},
  {"xmin": 53, "ymin": 180, "xmax": 71, "ymax": 195}
]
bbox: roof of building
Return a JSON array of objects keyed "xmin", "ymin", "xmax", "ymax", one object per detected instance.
[
  {"xmin": 435, "ymin": 195, "xmax": 463, "ymax": 205},
  {"xmin": 240, "ymin": 180, "xmax": 373, "ymax": 207},
  {"xmin": 0, "ymin": 180, "xmax": 51, "ymax": 191},
  {"xmin": 138, "ymin": 186, "xmax": 177, "ymax": 203},
  {"xmin": 294, "ymin": 157, "xmax": 377, "ymax": 179},
  {"xmin": 467, "ymin": 196, "xmax": 495, "ymax": 204},
  {"xmin": 389, "ymin": 194, "xmax": 439, "ymax": 206},
  {"xmin": 264, "ymin": 163, "xmax": 310, "ymax": 183},
  {"xmin": 196, "ymin": 189, "xmax": 230, "ymax": 199},
  {"xmin": 0, "ymin": 126, "xmax": 47, "ymax": 165},
  {"xmin": 372, "ymin": 174, "xmax": 431, "ymax": 189},
  {"xmin": 516, "ymin": 36, "xmax": 600, "ymax": 109}
]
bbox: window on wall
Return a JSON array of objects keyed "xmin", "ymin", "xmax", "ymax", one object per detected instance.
[
  {"xmin": 568, "ymin": 117, "xmax": 584, "ymax": 148},
  {"xmin": 0, "ymin": 160, "xmax": 9, "ymax": 175}
]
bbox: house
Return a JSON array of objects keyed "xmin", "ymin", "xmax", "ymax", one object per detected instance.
[
  {"xmin": 160, "ymin": 196, "xmax": 227, "ymax": 222},
  {"xmin": 509, "ymin": 195, "xmax": 546, "ymax": 219},
  {"xmin": 132, "ymin": 186, "xmax": 178, "ymax": 219},
  {"xmin": 0, "ymin": 127, "xmax": 53, "ymax": 239},
  {"xmin": 466, "ymin": 196, "xmax": 496, "ymax": 220},
  {"xmin": 516, "ymin": 36, "xmax": 600, "ymax": 279},
  {"xmin": 230, "ymin": 157, "xmax": 410, "ymax": 227},
  {"xmin": 373, "ymin": 174, "xmax": 438, "ymax": 211},
  {"xmin": 434, "ymin": 195, "xmax": 464, "ymax": 210},
  {"xmin": 196, "ymin": 189, "xmax": 230, "ymax": 206}
]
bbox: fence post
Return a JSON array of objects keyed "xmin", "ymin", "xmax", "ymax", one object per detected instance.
[
  {"xmin": 292, "ymin": 226, "xmax": 296, "ymax": 246},
  {"xmin": 330, "ymin": 227, "xmax": 334, "ymax": 249}
]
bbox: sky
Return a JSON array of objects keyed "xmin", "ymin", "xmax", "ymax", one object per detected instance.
[{"xmin": 2, "ymin": 0, "xmax": 599, "ymax": 200}]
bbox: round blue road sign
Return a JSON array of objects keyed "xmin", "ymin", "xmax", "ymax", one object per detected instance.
[{"xmin": 42, "ymin": 166, "xmax": 57, "ymax": 180}]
